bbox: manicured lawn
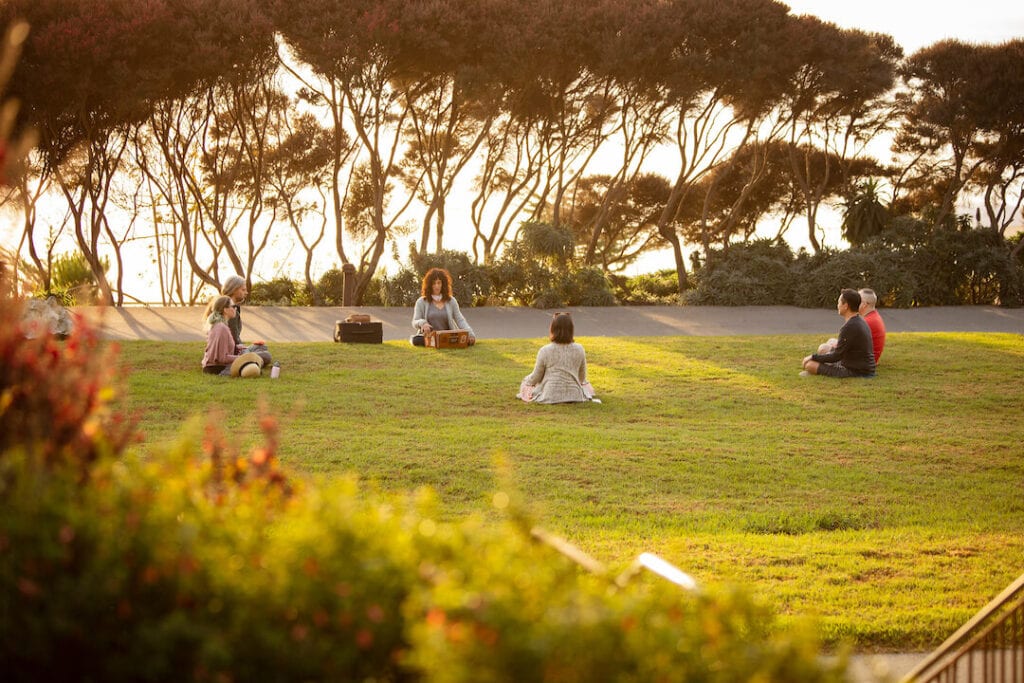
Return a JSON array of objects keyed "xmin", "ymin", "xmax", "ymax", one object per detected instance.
[{"xmin": 120, "ymin": 332, "xmax": 1024, "ymax": 650}]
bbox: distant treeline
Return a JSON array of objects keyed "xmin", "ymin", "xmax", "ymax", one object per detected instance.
[{"xmin": 240, "ymin": 220, "xmax": 1024, "ymax": 309}]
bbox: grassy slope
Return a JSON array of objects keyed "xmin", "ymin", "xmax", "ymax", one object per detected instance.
[{"xmin": 120, "ymin": 332, "xmax": 1024, "ymax": 650}]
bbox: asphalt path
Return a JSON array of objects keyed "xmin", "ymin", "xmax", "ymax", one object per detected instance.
[{"xmin": 78, "ymin": 304, "xmax": 1024, "ymax": 342}]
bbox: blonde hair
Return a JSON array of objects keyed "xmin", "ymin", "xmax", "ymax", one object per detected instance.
[{"xmin": 203, "ymin": 295, "xmax": 234, "ymax": 327}]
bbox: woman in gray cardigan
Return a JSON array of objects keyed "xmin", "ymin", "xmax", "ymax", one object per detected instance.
[
  {"xmin": 411, "ymin": 268, "xmax": 476, "ymax": 345},
  {"xmin": 517, "ymin": 312, "xmax": 596, "ymax": 404}
]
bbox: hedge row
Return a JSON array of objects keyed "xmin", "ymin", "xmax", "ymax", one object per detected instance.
[
  {"xmin": 0, "ymin": 291, "xmax": 846, "ymax": 681},
  {"xmin": 687, "ymin": 223, "xmax": 1023, "ymax": 308},
  {"xmin": 252, "ymin": 223, "xmax": 1023, "ymax": 310}
]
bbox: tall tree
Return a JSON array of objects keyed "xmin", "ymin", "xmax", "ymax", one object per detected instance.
[
  {"xmin": 271, "ymin": 0, "xmax": 433, "ymax": 303},
  {"xmin": 3, "ymin": 0, "xmax": 276, "ymax": 304},
  {"xmin": 204, "ymin": 58, "xmax": 294, "ymax": 290},
  {"xmin": 261, "ymin": 109, "xmax": 335, "ymax": 303},
  {"xmin": 275, "ymin": 48, "xmax": 362, "ymax": 279},
  {"xmin": 895, "ymin": 39, "xmax": 1024, "ymax": 235},
  {"xmin": 562, "ymin": 172, "xmax": 672, "ymax": 271},
  {"xmin": 579, "ymin": 0, "xmax": 672, "ymax": 265},
  {"xmin": 394, "ymin": 0, "xmax": 504, "ymax": 254},
  {"xmin": 470, "ymin": 0, "xmax": 617, "ymax": 263},
  {"xmin": 841, "ymin": 179, "xmax": 890, "ymax": 246},
  {"xmin": 650, "ymin": 0, "xmax": 802, "ymax": 293},
  {"xmin": 780, "ymin": 16, "xmax": 901, "ymax": 252},
  {"xmin": 133, "ymin": 93, "xmax": 231, "ymax": 304},
  {"xmin": 961, "ymin": 40, "xmax": 1024, "ymax": 248}
]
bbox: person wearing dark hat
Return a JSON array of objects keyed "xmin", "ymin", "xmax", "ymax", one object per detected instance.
[
  {"xmin": 201, "ymin": 295, "xmax": 242, "ymax": 375},
  {"xmin": 801, "ymin": 289, "xmax": 876, "ymax": 378},
  {"xmin": 221, "ymin": 274, "xmax": 272, "ymax": 365}
]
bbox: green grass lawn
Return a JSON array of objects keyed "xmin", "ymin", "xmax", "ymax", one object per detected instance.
[{"xmin": 120, "ymin": 332, "xmax": 1024, "ymax": 651}]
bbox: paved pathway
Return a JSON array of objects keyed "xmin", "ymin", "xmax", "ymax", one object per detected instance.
[{"xmin": 78, "ymin": 304, "xmax": 1024, "ymax": 342}]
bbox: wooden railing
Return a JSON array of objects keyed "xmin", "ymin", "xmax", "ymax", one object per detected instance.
[{"xmin": 902, "ymin": 572, "xmax": 1024, "ymax": 682}]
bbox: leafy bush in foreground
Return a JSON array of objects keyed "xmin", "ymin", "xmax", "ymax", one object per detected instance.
[{"xmin": 0, "ymin": 289, "xmax": 845, "ymax": 682}]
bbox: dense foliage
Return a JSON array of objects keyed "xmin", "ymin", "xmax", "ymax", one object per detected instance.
[
  {"xmin": 686, "ymin": 224, "xmax": 1024, "ymax": 308},
  {"xmin": 357, "ymin": 230, "xmax": 617, "ymax": 309},
  {"xmin": 247, "ymin": 220, "xmax": 1023, "ymax": 309}
]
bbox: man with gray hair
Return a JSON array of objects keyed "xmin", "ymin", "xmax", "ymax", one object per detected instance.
[
  {"xmin": 222, "ymin": 275, "xmax": 272, "ymax": 366},
  {"xmin": 858, "ymin": 288, "xmax": 886, "ymax": 364}
]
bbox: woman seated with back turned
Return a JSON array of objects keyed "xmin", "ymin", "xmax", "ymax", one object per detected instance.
[
  {"xmin": 201, "ymin": 295, "xmax": 240, "ymax": 375},
  {"xmin": 517, "ymin": 312, "xmax": 597, "ymax": 404},
  {"xmin": 411, "ymin": 267, "xmax": 476, "ymax": 346}
]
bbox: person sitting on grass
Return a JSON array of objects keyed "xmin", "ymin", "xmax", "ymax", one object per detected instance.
[
  {"xmin": 201, "ymin": 295, "xmax": 240, "ymax": 375},
  {"xmin": 801, "ymin": 288, "xmax": 876, "ymax": 379},
  {"xmin": 221, "ymin": 274, "xmax": 272, "ymax": 365},
  {"xmin": 517, "ymin": 312, "xmax": 598, "ymax": 403},
  {"xmin": 411, "ymin": 267, "xmax": 476, "ymax": 346},
  {"xmin": 858, "ymin": 287, "xmax": 886, "ymax": 364},
  {"xmin": 813, "ymin": 287, "xmax": 887, "ymax": 366}
]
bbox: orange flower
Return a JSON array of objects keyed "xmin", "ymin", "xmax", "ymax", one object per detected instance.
[
  {"xmin": 302, "ymin": 557, "xmax": 320, "ymax": 577},
  {"xmin": 251, "ymin": 448, "xmax": 269, "ymax": 466},
  {"xmin": 425, "ymin": 608, "xmax": 446, "ymax": 628},
  {"xmin": 17, "ymin": 577, "xmax": 41, "ymax": 598},
  {"xmin": 142, "ymin": 565, "xmax": 160, "ymax": 585}
]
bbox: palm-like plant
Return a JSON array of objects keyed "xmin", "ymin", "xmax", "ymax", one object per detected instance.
[{"xmin": 841, "ymin": 179, "xmax": 890, "ymax": 247}]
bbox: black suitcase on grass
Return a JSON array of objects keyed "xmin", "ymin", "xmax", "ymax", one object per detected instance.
[{"xmin": 334, "ymin": 320, "xmax": 383, "ymax": 344}]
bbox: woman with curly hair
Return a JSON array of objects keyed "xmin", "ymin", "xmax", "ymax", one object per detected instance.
[{"xmin": 411, "ymin": 267, "xmax": 476, "ymax": 346}]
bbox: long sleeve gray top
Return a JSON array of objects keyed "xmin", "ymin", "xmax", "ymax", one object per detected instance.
[
  {"xmin": 522, "ymin": 342, "xmax": 589, "ymax": 404},
  {"xmin": 412, "ymin": 296, "xmax": 475, "ymax": 337}
]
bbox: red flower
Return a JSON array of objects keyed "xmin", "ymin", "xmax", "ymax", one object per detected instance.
[{"xmin": 355, "ymin": 629, "xmax": 374, "ymax": 649}]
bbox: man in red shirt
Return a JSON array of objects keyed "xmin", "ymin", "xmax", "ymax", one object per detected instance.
[{"xmin": 858, "ymin": 288, "xmax": 886, "ymax": 364}]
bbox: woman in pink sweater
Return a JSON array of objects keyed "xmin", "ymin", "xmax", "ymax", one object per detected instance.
[{"xmin": 201, "ymin": 296, "xmax": 240, "ymax": 375}]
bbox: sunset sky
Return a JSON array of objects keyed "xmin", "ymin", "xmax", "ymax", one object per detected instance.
[{"xmin": 783, "ymin": 0, "xmax": 1024, "ymax": 53}]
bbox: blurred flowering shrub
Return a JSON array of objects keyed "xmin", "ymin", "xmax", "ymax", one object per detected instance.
[
  {"xmin": 0, "ymin": 287, "xmax": 844, "ymax": 682},
  {"xmin": 0, "ymin": 286, "xmax": 137, "ymax": 473},
  {"xmin": 405, "ymin": 516, "xmax": 843, "ymax": 683}
]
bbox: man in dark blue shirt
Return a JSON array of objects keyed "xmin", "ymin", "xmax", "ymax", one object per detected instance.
[{"xmin": 802, "ymin": 289, "xmax": 876, "ymax": 378}]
